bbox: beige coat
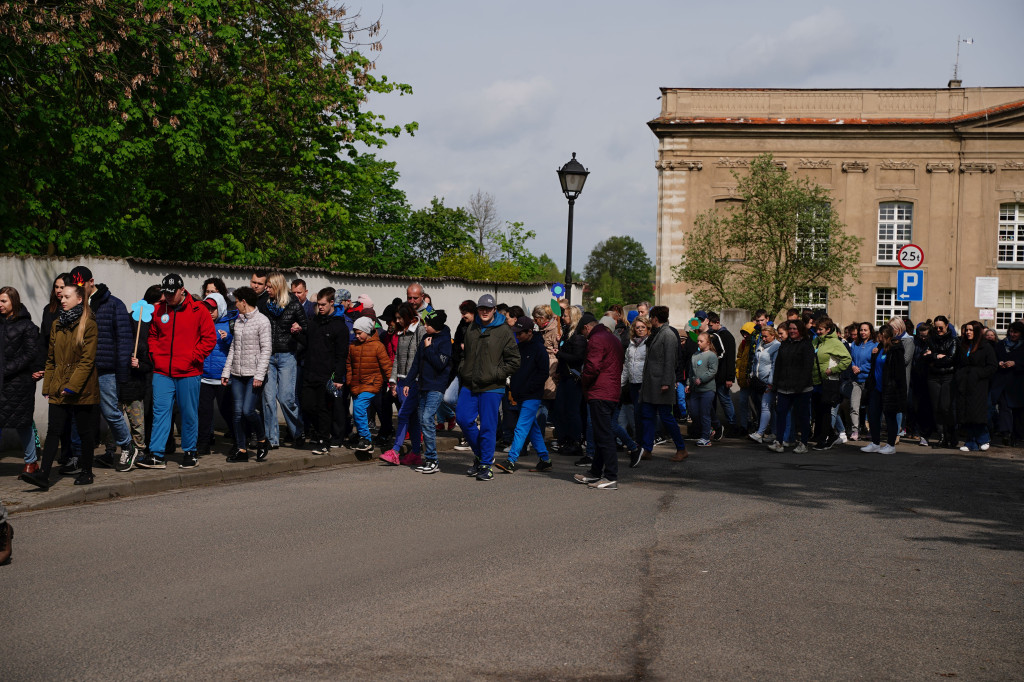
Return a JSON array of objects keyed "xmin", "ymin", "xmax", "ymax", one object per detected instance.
[{"xmin": 540, "ymin": 317, "xmax": 560, "ymax": 400}]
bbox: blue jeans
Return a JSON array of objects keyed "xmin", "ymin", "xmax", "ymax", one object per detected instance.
[
  {"xmin": 353, "ymin": 391, "xmax": 376, "ymax": 440},
  {"xmin": 417, "ymin": 390, "xmax": 444, "ymax": 459},
  {"xmin": 734, "ymin": 387, "xmax": 751, "ymax": 430},
  {"xmin": 639, "ymin": 402, "xmax": 686, "ymax": 451},
  {"xmin": 391, "ymin": 380, "xmax": 421, "ymax": 454},
  {"xmin": 1, "ymin": 426, "xmax": 37, "ymax": 463},
  {"xmin": 688, "ymin": 389, "xmax": 715, "ymax": 440},
  {"xmin": 507, "ymin": 398, "xmax": 550, "ymax": 464},
  {"xmin": 775, "ymin": 392, "xmax": 811, "ymax": 445},
  {"xmin": 756, "ymin": 389, "xmax": 773, "ymax": 434},
  {"xmin": 675, "ymin": 383, "xmax": 689, "ymax": 417},
  {"xmin": 150, "ymin": 373, "xmax": 200, "ymax": 457},
  {"xmin": 263, "ymin": 352, "xmax": 302, "ymax": 445},
  {"xmin": 455, "ymin": 388, "xmax": 503, "ymax": 466},
  {"xmin": 962, "ymin": 424, "xmax": 990, "ymax": 450},
  {"xmin": 98, "ymin": 372, "xmax": 131, "ymax": 448},
  {"xmin": 230, "ymin": 376, "xmax": 265, "ymax": 449}
]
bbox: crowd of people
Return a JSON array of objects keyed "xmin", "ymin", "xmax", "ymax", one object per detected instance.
[
  {"xmin": 1, "ymin": 266, "xmax": 1022, "ymax": 525},
  {"xmin": 1, "ymin": 263, "xmax": 1023, "ymax": 565}
]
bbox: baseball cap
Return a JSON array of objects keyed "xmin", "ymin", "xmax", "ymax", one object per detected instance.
[
  {"xmin": 694, "ymin": 310, "xmax": 708, "ymax": 321},
  {"xmin": 422, "ymin": 309, "xmax": 448, "ymax": 329},
  {"xmin": 511, "ymin": 316, "xmax": 535, "ymax": 334},
  {"xmin": 69, "ymin": 266, "xmax": 93, "ymax": 286},
  {"xmin": 161, "ymin": 273, "xmax": 184, "ymax": 293},
  {"xmin": 477, "ymin": 294, "xmax": 496, "ymax": 309},
  {"xmin": 335, "ymin": 288, "xmax": 352, "ymax": 303}
]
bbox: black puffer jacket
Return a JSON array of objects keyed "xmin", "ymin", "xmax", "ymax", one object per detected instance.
[
  {"xmin": 925, "ymin": 331, "xmax": 958, "ymax": 376},
  {"xmin": 36, "ymin": 305, "xmax": 59, "ymax": 371},
  {"xmin": 0, "ymin": 305, "xmax": 39, "ymax": 428},
  {"xmin": 864, "ymin": 342, "xmax": 908, "ymax": 413},
  {"xmin": 556, "ymin": 328, "xmax": 587, "ymax": 381},
  {"xmin": 119, "ymin": 318, "xmax": 153, "ymax": 403},
  {"xmin": 264, "ymin": 293, "xmax": 308, "ymax": 354},
  {"xmin": 773, "ymin": 337, "xmax": 814, "ymax": 393},
  {"xmin": 955, "ymin": 341, "xmax": 997, "ymax": 425},
  {"xmin": 303, "ymin": 314, "xmax": 348, "ymax": 386}
]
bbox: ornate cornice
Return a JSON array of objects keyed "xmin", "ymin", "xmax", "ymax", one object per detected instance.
[
  {"xmin": 717, "ymin": 157, "xmax": 747, "ymax": 168},
  {"xmin": 1003, "ymin": 161, "xmax": 1024, "ymax": 170},
  {"xmin": 880, "ymin": 160, "xmax": 917, "ymax": 170},
  {"xmin": 798, "ymin": 159, "xmax": 832, "ymax": 169},
  {"xmin": 926, "ymin": 162, "xmax": 955, "ymax": 173},
  {"xmin": 841, "ymin": 161, "xmax": 869, "ymax": 173},
  {"xmin": 655, "ymin": 159, "xmax": 703, "ymax": 171},
  {"xmin": 960, "ymin": 162, "xmax": 996, "ymax": 173}
]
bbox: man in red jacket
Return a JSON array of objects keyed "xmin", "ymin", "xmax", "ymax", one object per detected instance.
[
  {"xmin": 138, "ymin": 273, "xmax": 217, "ymax": 469},
  {"xmin": 574, "ymin": 312, "xmax": 625, "ymax": 490}
]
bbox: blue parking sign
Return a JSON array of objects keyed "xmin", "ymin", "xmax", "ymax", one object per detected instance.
[{"xmin": 897, "ymin": 269, "xmax": 923, "ymax": 302}]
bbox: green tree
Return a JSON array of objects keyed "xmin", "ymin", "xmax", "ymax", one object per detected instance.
[
  {"xmin": 672, "ymin": 153, "xmax": 862, "ymax": 317},
  {"xmin": 588, "ymin": 271, "xmax": 626, "ymax": 310},
  {"xmin": 582, "ymin": 236, "xmax": 653, "ymax": 305},
  {"xmin": 0, "ymin": 1, "xmax": 416, "ymax": 267}
]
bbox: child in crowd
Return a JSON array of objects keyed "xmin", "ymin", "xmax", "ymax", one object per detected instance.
[
  {"xmin": 347, "ymin": 316, "xmax": 392, "ymax": 459},
  {"xmin": 686, "ymin": 331, "xmax": 718, "ymax": 447},
  {"xmin": 408, "ymin": 309, "xmax": 452, "ymax": 474},
  {"xmin": 381, "ymin": 303, "xmax": 425, "ymax": 466}
]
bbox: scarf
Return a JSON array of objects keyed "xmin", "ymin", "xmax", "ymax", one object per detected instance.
[
  {"xmin": 265, "ymin": 298, "xmax": 284, "ymax": 317},
  {"xmin": 58, "ymin": 303, "xmax": 84, "ymax": 330}
]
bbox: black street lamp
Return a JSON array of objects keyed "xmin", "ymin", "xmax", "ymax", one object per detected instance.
[{"xmin": 556, "ymin": 152, "xmax": 589, "ymax": 307}]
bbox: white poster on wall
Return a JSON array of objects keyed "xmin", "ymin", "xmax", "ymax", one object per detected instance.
[{"xmin": 974, "ymin": 277, "xmax": 999, "ymax": 309}]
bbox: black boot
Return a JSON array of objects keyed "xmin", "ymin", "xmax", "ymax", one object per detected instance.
[{"xmin": 256, "ymin": 440, "xmax": 270, "ymax": 462}]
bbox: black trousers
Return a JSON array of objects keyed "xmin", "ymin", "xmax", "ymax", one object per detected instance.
[
  {"xmin": 588, "ymin": 399, "xmax": 618, "ymax": 481},
  {"xmin": 927, "ymin": 374, "xmax": 955, "ymax": 441},
  {"xmin": 302, "ymin": 383, "xmax": 334, "ymax": 444},
  {"xmin": 197, "ymin": 382, "xmax": 232, "ymax": 451},
  {"xmin": 41, "ymin": 403, "xmax": 98, "ymax": 476},
  {"xmin": 332, "ymin": 387, "xmax": 352, "ymax": 443}
]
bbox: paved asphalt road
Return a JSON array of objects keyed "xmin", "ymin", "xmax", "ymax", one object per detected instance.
[{"xmin": 2, "ymin": 441, "xmax": 1022, "ymax": 680}]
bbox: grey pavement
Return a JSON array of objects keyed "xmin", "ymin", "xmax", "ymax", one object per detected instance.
[{"xmin": 1, "ymin": 438, "xmax": 1022, "ymax": 680}]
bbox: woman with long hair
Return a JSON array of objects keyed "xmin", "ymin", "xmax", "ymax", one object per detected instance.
[
  {"xmin": 768, "ymin": 320, "xmax": 814, "ymax": 453},
  {"xmin": 554, "ymin": 305, "xmax": 586, "ymax": 457},
  {"xmin": 33, "ymin": 273, "xmax": 70, "ymax": 378},
  {"xmin": 621, "ymin": 315, "xmax": 650, "ymax": 440},
  {"xmin": 861, "ymin": 324, "xmax": 907, "ymax": 454},
  {"xmin": 847, "ymin": 322, "xmax": 876, "ymax": 441},
  {"xmin": 748, "ymin": 325, "xmax": 780, "ymax": 444},
  {"xmin": 21, "ymin": 284, "xmax": 100, "ymax": 488},
  {"xmin": 954, "ymin": 320, "xmax": 998, "ymax": 452},
  {"xmin": 261, "ymin": 271, "xmax": 307, "ymax": 448},
  {"xmin": 0, "ymin": 286, "xmax": 39, "ymax": 473},
  {"xmin": 221, "ymin": 286, "xmax": 272, "ymax": 462},
  {"xmin": 923, "ymin": 315, "xmax": 958, "ymax": 448},
  {"xmin": 532, "ymin": 304, "xmax": 561, "ymax": 436}
]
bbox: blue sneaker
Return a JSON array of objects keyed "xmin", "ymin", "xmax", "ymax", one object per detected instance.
[{"xmin": 475, "ymin": 465, "xmax": 494, "ymax": 481}]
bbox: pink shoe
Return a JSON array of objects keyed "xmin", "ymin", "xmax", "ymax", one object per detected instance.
[
  {"xmin": 400, "ymin": 452, "xmax": 423, "ymax": 467},
  {"xmin": 380, "ymin": 449, "xmax": 400, "ymax": 465}
]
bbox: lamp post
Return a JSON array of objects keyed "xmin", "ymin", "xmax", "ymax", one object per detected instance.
[{"xmin": 557, "ymin": 152, "xmax": 589, "ymax": 307}]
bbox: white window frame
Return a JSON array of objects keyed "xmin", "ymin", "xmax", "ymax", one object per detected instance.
[
  {"xmin": 996, "ymin": 290, "xmax": 1024, "ymax": 333},
  {"xmin": 877, "ymin": 201, "xmax": 913, "ymax": 264},
  {"xmin": 794, "ymin": 286, "xmax": 828, "ymax": 310},
  {"xmin": 875, "ymin": 288, "xmax": 910, "ymax": 328},
  {"xmin": 796, "ymin": 203, "xmax": 831, "ymax": 261},
  {"xmin": 998, "ymin": 203, "xmax": 1024, "ymax": 266}
]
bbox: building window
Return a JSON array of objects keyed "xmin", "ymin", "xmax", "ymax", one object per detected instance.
[
  {"xmin": 875, "ymin": 288, "xmax": 910, "ymax": 328},
  {"xmin": 796, "ymin": 203, "xmax": 831, "ymax": 261},
  {"xmin": 794, "ymin": 287, "xmax": 828, "ymax": 310},
  {"xmin": 877, "ymin": 201, "xmax": 913, "ymax": 263},
  {"xmin": 998, "ymin": 203, "xmax": 1024, "ymax": 265},
  {"xmin": 996, "ymin": 291, "xmax": 1024, "ymax": 332}
]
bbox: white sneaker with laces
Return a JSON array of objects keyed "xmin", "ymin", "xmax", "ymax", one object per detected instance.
[
  {"xmin": 879, "ymin": 444, "xmax": 896, "ymax": 455},
  {"xmin": 838, "ymin": 432, "xmax": 848, "ymax": 444},
  {"xmin": 860, "ymin": 443, "xmax": 881, "ymax": 453},
  {"xmin": 749, "ymin": 432, "xmax": 763, "ymax": 443},
  {"xmin": 980, "ymin": 443, "xmax": 990, "ymax": 451}
]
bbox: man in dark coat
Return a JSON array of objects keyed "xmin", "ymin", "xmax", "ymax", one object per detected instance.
[
  {"xmin": 70, "ymin": 265, "xmax": 135, "ymax": 468},
  {"xmin": 302, "ymin": 287, "xmax": 349, "ymax": 455},
  {"xmin": 574, "ymin": 313, "xmax": 625, "ymax": 489},
  {"xmin": 638, "ymin": 306, "xmax": 688, "ymax": 463}
]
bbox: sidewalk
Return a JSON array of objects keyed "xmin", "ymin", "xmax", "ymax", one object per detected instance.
[{"xmin": 0, "ymin": 434, "xmax": 461, "ymax": 514}]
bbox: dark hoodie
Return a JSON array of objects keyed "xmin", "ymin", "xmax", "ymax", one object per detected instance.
[
  {"xmin": 408, "ymin": 324, "xmax": 453, "ymax": 393},
  {"xmin": 509, "ymin": 333, "xmax": 549, "ymax": 403},
  {"xmin": 89, "ymin": 283, "xmax": 132, "ymax": 382}
]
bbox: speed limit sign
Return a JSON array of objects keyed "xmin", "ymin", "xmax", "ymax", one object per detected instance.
[{"xmin": 897, "ymin": 243, "xmax": 924, "ymax": 269}]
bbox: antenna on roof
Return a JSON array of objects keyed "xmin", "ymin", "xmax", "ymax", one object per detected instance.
[{"xmin": 950, "ymin": 35, "xmax": 973, "ymax": 87}]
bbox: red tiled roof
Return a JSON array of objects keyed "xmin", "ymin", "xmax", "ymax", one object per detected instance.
[{"xmin": 649, "ymin": 100, "xmax": 1024, "ymax": 127}]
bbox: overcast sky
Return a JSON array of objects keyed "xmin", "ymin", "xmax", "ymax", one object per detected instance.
[{"xmin": 363, "ymin": 0, "xmax": 1022, "ymax": 274}]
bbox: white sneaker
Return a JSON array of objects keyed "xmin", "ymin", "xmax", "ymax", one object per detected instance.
[
  {"xmin": 749, "ymin": 432, "xmax": 764, "ymax": 443},
  {"xmin": 918, "ymin": 437, "xmax": 929, "ymax": 447},
  {"xmin": 793, "ymin": 442, "xmax": 808, "ymax": 454},
  {"xmin": 959, "ymin": 445, "xmax": 970, "ymax": 452},
  {"xmin": 879, "ymin": 444, "xmax": 896, "ymax": 455},
  {"xmin": 767, "ymin": 441, "xmax": 785, "ymax": 453},
  {"xmin": 980, "ymin": 443, "xmax": 990, "ymax": 451},
  {"xmin": 860, "ymin": 443, "xmax": 881, "ymax": 453},
  {"xmin": 838, "ymin": 432, "xmax": 848, "ymax": 444}
]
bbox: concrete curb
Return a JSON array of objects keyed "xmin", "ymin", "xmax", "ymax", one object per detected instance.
[{"xmin": 6, "ymin": 434, "xmax": 461, "ymax": 514}]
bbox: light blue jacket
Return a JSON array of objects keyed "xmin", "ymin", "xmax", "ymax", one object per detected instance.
[{"xmin": 753, "ymin": 339, "xmax": 780, "ymax": 385}]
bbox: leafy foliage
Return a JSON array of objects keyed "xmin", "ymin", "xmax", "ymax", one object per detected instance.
[
  {"xmin": 582, "ymin": 236, "xmax": 653, "ymax": 307},
  {"xmin": 672, "ymin": 154, "xmax": 862, "ymax": 317},
  {"xmin": 0, "ymin": 0, "xmax": 416, "ymax": 267},
  {"xmin": 431, "ymin": 221, "xmax": 558, "ymax": 282}
]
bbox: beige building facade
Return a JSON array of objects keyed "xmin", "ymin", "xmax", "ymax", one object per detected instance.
[{"xmin": 648, "ymin": 86, "xmax": 1024, "ymax": 331}]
